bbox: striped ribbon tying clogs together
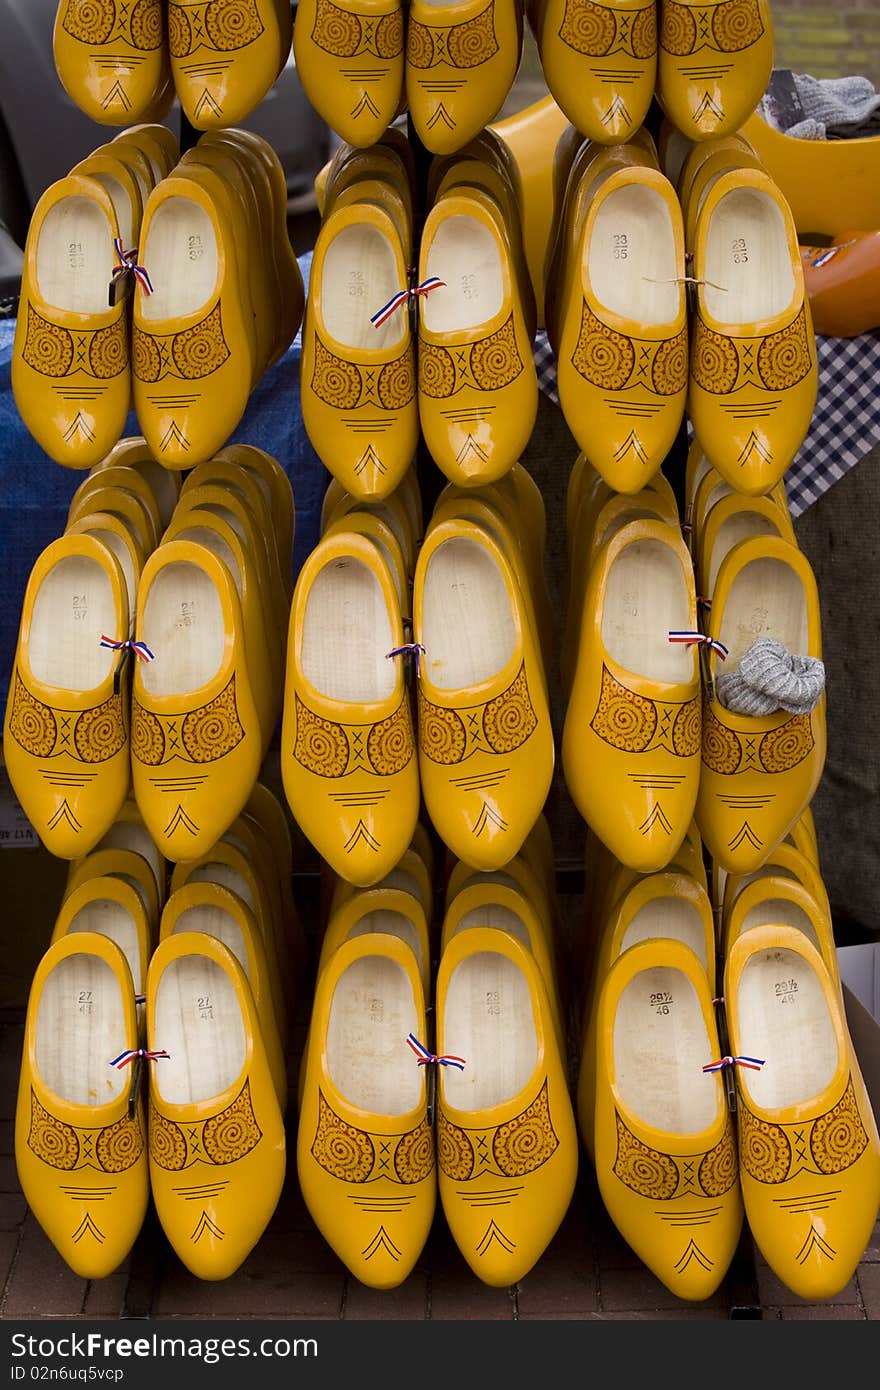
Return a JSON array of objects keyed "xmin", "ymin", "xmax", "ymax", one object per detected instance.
[
  {"xmin": 406, "ymin": 1033, "xmax": 466, "ymax": 1071},
  {"xmin": 668, "ymin": 630, "xmax": 728, "ymax": 659},
  {"xmin": 112, "ymin": 238, "xmax": 154, "ymax": 296},
  {"xmin": 387, "ymin": 642, "xmax": 426, "ymax": 677},
  {"xmin": 100, "ymin": 635, "xmax": 155, "ymax": 662},
  {"xmin": 702, "ymin": 1055, "xmax": 765, "ymax": 1074},
  {"xmin": 110, "ymin": 1047, "xmax": 171, "ymax": 1069},
  {"xmin": 370, "ymin": 277, "xmax": 446, "ymax": 327}
]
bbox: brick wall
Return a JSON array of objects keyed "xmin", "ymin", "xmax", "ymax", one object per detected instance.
[{"xmin": 771, "ymin": 0, "xmax": 880, "ymax": 90}]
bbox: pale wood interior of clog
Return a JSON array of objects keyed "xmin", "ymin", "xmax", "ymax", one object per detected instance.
[
  {"xmin": 74, "ymin": 525, "xmax": 137, "ymax": 620},
  {"xmin": 186, "ymin": 863, "xmax": 258, "ymax": 920},
  {"xmin": 326, "ymin": 955, "xmax": 420, "ymax": 1114},
  {"xmin": 704, "ymin": 188, "xmax": 795, "ymax": 322},
  {"xmin": 139, "ymin": 560, "xmax": 224, "ymax": 696},
  {"xmin": 619, "ymin": 898, "xmax": 708, "ymax": 972},
  {"xmin": 602, "ymin": 539, "xmax": 693, "ymax": 682},
  {"xmin": 35, "ymin": 955, "xmax": 127, "ymax": 1106},
  {"xmin": 740, "ymin": 897, "xmax": 820, "ymax": 953},
  {"xmin": 423, "ymin": 216, "xmax": 504, "ymax": 333},
  {"xmin": 140, "ymin": 197, "xmax": 218, "ymax": 322},
  {"xmin": 735, "ymin": 946, "xmax": 837, "ymax": 1108},
  {"xmin": 705, "ymin": 510, "xmax": 785, "ymax": 597},
  {"xmin": 302, "ymin": 555, "xmax": 395, "ymax": 702},
  {"xmin": 172, "ymin": 904, "xmax": 248, "ymax": 983},
  {"xmin": 342, "ymin": 910, "xmax": 423, "ymax": 974},
  {"xmin": 154, "ymin": 956, "xmax": 246, "ymax": 1105},
  {"xmin": 87, "ymin": 172, "xmax": 134, "ymax": 251},
  {"xmin": 322, "ymin": 223, "xmax": 405, "ymax": 351},
  {"xmin": 724, "ymin": 863, "xmax": 798, "ymax": 918},
  {"xmin": 30, "ymin": 556, "xmax": 116, "ymax": 690},
  {"xmin": 95, "ymin": 822, "xmax": 165, "ymax": 902},
  {"xmin": 422, "ymin": 537, "xmax": 516, "ymax": 689},
  {"xmin": 613, "ymin": 966, "xmax": 718, "ymax": 1133},
  {"xmin": 37, "ymin": 197, "xmax": 115, "ymax": 314},
  {"xmin": 590, "ymin": 184, "xmax": 679, "ymax": 326},
  {"xmin": 65, "ymin": 898, "xmax": 143, "ymax": 995},
  {"xmin": 717, "ymin": 556, "xmax": 808, "ymax": 671},
  {"xmin": 171, "ymin": 525, "xmax": 242, "ymax": 597},
  {"xmin": 442, "ymin": 952, "xmax": 537, "ymax": 1112},
  {"xmin": 457, "ymin": 903, "xmax": 530, "ymax": 952}
]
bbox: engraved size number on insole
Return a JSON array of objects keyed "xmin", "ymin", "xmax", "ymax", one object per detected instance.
[
  {"xmin": 731, "ymin": 237, "xmax": 749, "ymax": 265},
  {"xmin": 649, "ymin": 990, "xmax": 674, "ymax": 1016},
  {"xmin": 72, "ymin": 593, "xmax": 89, "ymax": 620}
]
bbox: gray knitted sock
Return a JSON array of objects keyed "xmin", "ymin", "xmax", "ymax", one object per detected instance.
[{"xmin": 715, "ymin": 637, "xmax": 825, "ymax": 716}]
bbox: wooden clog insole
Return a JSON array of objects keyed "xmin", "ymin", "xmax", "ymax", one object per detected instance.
[
  {"xmin": 442, "ymin": 952, "xmax": 537, "ymax": 1113},
  {"xmin": 140, "ymin": 561, "xmax": 224, "ymax": 697},
  {"xmin": 423, "ymin": 216, "xmax": 504, "ymax": 333},
  {"xmin": 590, "ymin": 184, "xmax": 679, "ymax": 326},
  {"xmin": 172, "ymin": 904, "xmax": 248, "ymax": 984},
  {"xmin": 140, "ymin": 197, "xmax": 218, "ymax": 321},
  {"xmin": 322, "ymin": 223, "xmax": 405, "ymax": 352},
  {"xmin": 30, "ymin": 556, "xmax": 116, "ymax": 690},
  {"xmin": 735, "ymin": 946, "xmax": 837, "ymax": 1109},
  {"xmin": 618, "ymin": 898, "xmax": 709, "ymax": 973},
  {"xmin": 96, "ymin": 822, "xmax": 165, "ymax": 902},
  {"xmin": 717, "ymin": 557, "xmax": 808, "ymax": 670},
  {"xmin": 334, "ymin": 500, "xmax": 414, "ymax": 577},
  {"xmin": 725, "ymin": 864, "xmax": 798, "ymax": 917},
  {"xmin": 740, "ymin": 898, "xmax": 821, "ymax": 956},
  {"xmin": 173, "ymin": 525, "xmax": 242, "ymax": 596},
  {"xmin": 37, "ymin": 197, "xmax": 115, "ymax": 314},
  {"xmin": 74, "ymin": 524, "xmax": 136, "ymax": 617},
  {"xmin": 65, "ymin": 898, "xmax": 143, "ymax": 995},
  {"xmin": 705, "ymin": 188, "xmax": 795, "ymax": 323},
  {"xmin": 457, "ymin": 903, "xmax": 531, "ymax": 954},
  {"xmin": 87, "ymin": 172, "xmax": 134, "ymax": 250},
  {"xmin": 422, "ymin": 537, "xmax": 516, "ymax": 690},
  {"xmin": 326, "ymin": 956, "xmax": 420, "ymax": 1115},
  {"xmin": 36, "ymin": 955, "xmax": 126, "ymax": 1107},
  {"xmin": 613, "ymin": 966, "xmax": 718, "ymax": 1134},
  {"xmin": 187, "ymin": 863, "xmax": 257, "ymax": 919},
  {"xmin": 602, "ymin": 539, "xmax": 693, "ymax": 683},
  {"xmin": 345, "ymin": 909, "xmax": 424, "ymax": 977},
  {"xmin": 706, "ymin": 511, "xmax": 784, "ymax": 596},
  {"xmin": 302, "ymin": 555, "xmax": 394, "ymax": 703},
  {"xmin": 154, "ymin": 956, "xmax": 246, "ymax": 1106}
]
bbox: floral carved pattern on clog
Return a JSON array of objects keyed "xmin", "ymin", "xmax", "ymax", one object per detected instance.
[
  {"xmin": 28, "ymin": 1091, "xmax": 145, "ymax": 1172},
  {"xmin": 419, "ymin": 315, "xmax": 524, "ymax": 398},
  {"xmin": 62, "ymin": 0, "xmax": 163, "ymax": 48},
  {"xmin": 418, "ymin": 662, "xmax": 537, "ymax": 765},
  {"xmin": 309, "ymin": 0, "xmax": 404, "ymax": 57},
  {"xmin": 701, "ymin": 698, "xmax": 815, "ymax": 775},
  {"xmin": 131, "ymin": 676, "xmax": 245, "ymax": 766},
  {"xmin": 8, "ymin": 671, "xmax": 126, "ymax": 763},
  {"xmin": 572, "ymin": 305, "xmax": 688, "ymax": 397},
  {"xmin": 149, "ymin": 1080, "xmax": 262, "ymax": 1170},
  {"xmin": 133, "ymin": 303, "xmax": 231, "ymax": 383},
  {"xmin": 309, "ymin": 1090, "xmax": 434, "ymax": 1183},
  {"xmin": 612, "ymin": 1109, "xmax": 738, "ymax": 1198},
  {"xmin": 310, "ymin": 337, "xmax": 415, "ymax": 411},
  {"xmin": 437, "ymin": 1079, "xmax": 560, "ymax": 1180},
  {"xmin": 591, "ymin": 666, "xmax": 700, "ymax": 756},
  {"xmin": 22, "ymin": 306, "xmax": 128, "ymax": 380},
  {"xmin": 292, "ymin": 694, "xmax": 414, "ymax": 778},
  {"xmin": 690, "ymin": 308, "xmax": 813, "ymax": 396},
  {"xmin": 558, "ymin": 0, "xmax": 657, "ymax": 58},
  {"xmin": 168, "ymin": 0, "xmax": 265, "ymax": 56},
  {"xmin": 737, "ymin": 1078, "xmax": 869, "ymax": 1183},
  {"xmin": 407, "ymin": 2, "xmax": 498, "ymax": 68},
  {"xmin": 660, "ymin": 0, "xmax": 765, "ymax": 55}
]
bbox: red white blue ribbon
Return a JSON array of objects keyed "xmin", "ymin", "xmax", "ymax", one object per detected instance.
[
  {"xmin": 668, "ymin": 630, "xmax": 728, "ymax": 659},
  {"xmin": 702, "ymin": 1054, "xmax": 765, "ymax": 1074},
  {"xmin": 387, "ymin": 642, "xmax": 426, "ymax": 678},
  {"xmin": 110, "ymin": 1047, "xmax": 171, "ymax": 1069},
  {"xmin": 101, "ymin": 635, "xmax": 155, "ymax": 662},
  {"xmin": 406, "ymin": 1033, "xmax": 466, "ymax": 1071},
  {"xmin": 371, "ymin": 277, "xmax": 446, "ymax": 327},
  {"xmin": 113, "ymin": 237, "xmax": 154, "ymax": 296}
]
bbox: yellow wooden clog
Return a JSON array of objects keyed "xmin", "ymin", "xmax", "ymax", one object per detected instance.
[
  {"xmin": 297, "ymin": 932, "xmax": 436, "ymax": 1288},
  {"xmin": 657, "ymin": 0, "xmax": 773, "ymax": 142},
  {"xmin": 3, "ymin": 534, "xmax": 131, "ymax": 859},
  {"xmin": 12, "ymin": 175, "xmax": 131, "ymax": 470},
  {"xmin": 563, "ymin": 518, "xmax": 702, "ymax": 873},
  {"xmin": 724, "ymin": 872, "xmax": 842, "ymax": 1000},
  {"xmin": 84, "ymin": 793, "xmax": 167, "ymax": 905},
  {"xmin": 696, "ymin": 491, "xmax": 797, "ymax": 607},
  {"xmin": 146, "ymin": 931, "xmax": 286, "ymax": 1280},
  {"xmin": 592, "ymin": 936, "xmax": 743, "ymax": 1300},
  {"xmin": 69, "ymin": 147, "xmax": 145, "ymax": 263},
  {"xmin": 688, "ymin": 167, "xmax": 818, "ymax": 495},
  {"xmin": 70, "ymin": 465, "xmax": 162, "ymax": 555},
  {"xmin": 322, "ymin": 477, "xmax": 420, "ymax": 583},
  {"xmin": 413, "ymin": 516, "xmax": 554, "ymax": 872},
  {"xmin": 724, "ymin": 924, "xmax": 880, "ymax": 1300},
  {"xmin": 214, "ymin": 443, "xmax": 296, "ymax": 605},
  {"xmin": 92, "ymin": 435, "xmax": 183, "ymax": 532},
  {"xmin": 293, "ymin": 0, "xmax": 405, "ymax": 148},
  {"xmin": 435, "ymin": 925, "xmax": 578, "ymax": 1286},
  {"xmin": 53, "ymin": 0, "xmax": 169, "ymax": 126},
  {"xmin": 327, "ymin": 845, "xmax": 435, "ymax": 929},
  {"xmin": 721, "ymin": 839, "xmax": 832, "ymax": 946},
  {"xmin": 168, "ymin": 0, "xmax": 292, "ymax": 130},
  {"xmin": 15, "ymin": 933, "xmax": 148, "ymax": 1278},
  {"xmin": 695, "ymin": 535, "xmax": 826, "ymax": 875},
  {"xmin": 677, "ymin": 132, "xmax": 764, "ymax": 255},
  {"xmin": 122, "ymin": 123, "xmax": 181, "ymax": 181},
  {"xmin": 323, "ymin": 511, "xmax": 411, "ymax": 627},
  {"xmin": 65, "ymin": 845, "xmax": 162, "ymax": 944},
  {"xmin": 130, "ymin": 539, "xmax": 263, "ymax": 864},
  {"xmin": 51, "ymin": 875, "xmax": 153, "ymax": 1016},
  {"xmin": 280, "ymin": 531, "xmax": 420, "ymax": 887},
  {"xmin": 444, "ymin": 851, "xmax": 555, "ymax": 947},
  {"xmin": 65, "ymin": 509, "xmax": 146, "ymax": 631}
]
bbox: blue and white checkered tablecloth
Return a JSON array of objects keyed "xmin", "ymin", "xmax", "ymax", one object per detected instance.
[{"xmin": 533, "ymin": 326, "xmax": 880, "ymax": 519}]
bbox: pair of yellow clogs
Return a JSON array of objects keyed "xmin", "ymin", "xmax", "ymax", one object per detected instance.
[
  {"xmin": 54, "ymin": 0, "xmax": 292, "ymax": 131},
  {"xmin": 527, "ymin": 1, "xmax": 773, "ymax": 149},
  {"xmin": 302, "ymin": 132, "xmax": 537, "ymax": 498},
  {"xmin": 294, "ymin": 0, "xmax": 523, "ymax": 155},
  {"xmin": 17, "ymin": 924, "xmax": 286, "ymax": 1281}
]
